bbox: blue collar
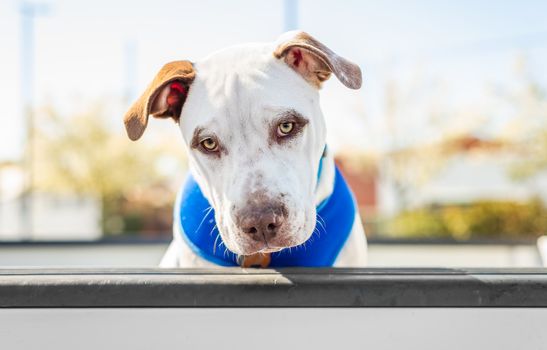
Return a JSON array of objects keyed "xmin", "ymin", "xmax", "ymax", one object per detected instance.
[{"xmin": 174, "ymin": 154, "xmax": 356, "ymax": 267}]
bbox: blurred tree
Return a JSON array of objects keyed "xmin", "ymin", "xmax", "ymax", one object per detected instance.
[
  {"xmin": 505, "ymin": 73, "xmax": 547, "ymax": 179},
  {"xmin": 381, "ymin": 77, "xmax": 451, "ymax": 211},
  {"xmin": 33, "ymin": 104, "xmax": 186, "ymax": 235},
  {"xmin": 384, "ymin": 199, "xmax": 547, "ymax": 240},
  {"xmin": 377, "ymin": 56, "xmax": 547, "ymax": 239}
]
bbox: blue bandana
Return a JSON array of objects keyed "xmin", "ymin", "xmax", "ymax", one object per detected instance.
[{"xmin": 174, "ymin": 160, "xmax": 356, "ymax": 267}]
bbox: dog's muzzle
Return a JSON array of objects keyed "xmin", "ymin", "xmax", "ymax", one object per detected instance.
[{"xmin": 236, "ymin": 202, "xmax": 288, "ymax": 244}]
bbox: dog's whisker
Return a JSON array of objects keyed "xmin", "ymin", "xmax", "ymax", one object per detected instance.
[
  {"xmin": 316, "ymin": 219, "xmax": 325, "ymax": 233},
  {"xmin": 208, "ymin": 223, "xmax": 218, "ymax": 239},
  {"xmin": 316, "ymin": 217, "xmax": 327, "ymax": 238},
  {"xmin": 316, "ymin": 214, "xmax": 327, "ymax": 232},
  {"xmin": 313, "ymin": 226, "xmax": 321, "ymax": 239},
  {"xmin": 194, "ymin": 207, "xmax": 214, "ymax": 236},
  {"xmin": 317, "ymin": 213, "xmax": 326, "ymax": 225},
  {"xmin": 212, "ymin": 231, "xmax": 221, "ymax": 255},
  {"xmin": 317, "ymin": 214, "xmax": 327, "ymax": 230}
]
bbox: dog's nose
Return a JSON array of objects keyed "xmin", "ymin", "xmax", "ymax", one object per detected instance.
[{"xmin": 238, "ymin": 203, "xmax": 287, "ymax": 241}]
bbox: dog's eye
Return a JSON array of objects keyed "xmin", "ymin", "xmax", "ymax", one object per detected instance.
[
  {"xmin": 271, "ymin": 112, "xmax": 309, "ymax": 144},
  {"xmin": 200, "ymin": 137, "xmax": 218, "ymax": 151},
  {"xmin": 277, "ymin": 122, "xmax": 295, "ymax": 136}
]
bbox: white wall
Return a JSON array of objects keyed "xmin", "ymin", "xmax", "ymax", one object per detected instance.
[
  {"xmin": 0, "ymin": 193, "xmax": 101, "ymax": 240},
  {"xmin": 2, "ymin": 309, "xmax": 546, "ymax": 350}
]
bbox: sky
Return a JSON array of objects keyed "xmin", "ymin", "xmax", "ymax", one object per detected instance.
[{"xmin": 1, "ymin": 0, "xmax": 547, "ymax": 160}]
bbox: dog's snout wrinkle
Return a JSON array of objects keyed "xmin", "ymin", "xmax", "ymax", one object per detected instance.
[{"xmin": 237, "ymin": 202, "xmax": 287, "ymax": 242}]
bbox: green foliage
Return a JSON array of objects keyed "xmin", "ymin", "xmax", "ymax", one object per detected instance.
[
  {"xmin": 382, "ymin": 199, "xmax": 547, "ymax": 240},
  {"xmin": 34, "ymin": 104, "xmax": 185, "ymax": 235},
  {"xmin": 511, "ymin": 129, "xmax": 547, "ymax": 179}
]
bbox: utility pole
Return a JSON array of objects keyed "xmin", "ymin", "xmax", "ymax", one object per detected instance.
[
  {"xmin": 123, "ymin": 40, "xmax": 137, "ymax": 104},
  {"xmin": 283, "ymin": 0, "xmax": 299, "ymax": 32},
  {"xmin": 19, "ymin": 2, "xmax": 49, "ymax": 239}
]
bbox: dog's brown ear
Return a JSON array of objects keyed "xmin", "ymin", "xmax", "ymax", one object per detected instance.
[
  {"xmin": 274, "ymin": 31, "xmax": 362, "ymax": 89},
  {"xmin": 123, "ymin": 60, "xmax": 195, "ymax": 141}
]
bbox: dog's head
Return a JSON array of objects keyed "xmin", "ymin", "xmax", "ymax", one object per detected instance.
[{"xmin": 124, "ymin": 31, "xmax": 361, "ymax": 255}]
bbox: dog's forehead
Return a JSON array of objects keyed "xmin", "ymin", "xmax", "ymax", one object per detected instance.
[{"xmin": 179, "ymin": 43, "xmax": 319, "ymax": 137}]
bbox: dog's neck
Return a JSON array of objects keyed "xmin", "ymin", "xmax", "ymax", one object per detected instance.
[{"xmin": 315, "ymin": 146, "xmax": 336, "ymax": 206}]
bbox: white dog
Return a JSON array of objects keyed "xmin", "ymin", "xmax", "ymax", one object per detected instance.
[{"xmin": 124, "ymin": 31, "xmax": 367, "ymax": 268}]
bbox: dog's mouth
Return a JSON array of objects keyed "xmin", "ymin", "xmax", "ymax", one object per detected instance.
[
  {"xmin": 234, "ymin": 237, "xmax": 305, "ymax": 256},
  {"xmin": 237, "ymin": 245, "xmax": 292, "ymax": 259},
  {"xmin": 259, "ymin": 247, "xmax": 283, "ymax": 253},
  {"xmin": 234, "ymin": 241, "xmax": 287, "ymax": 256}
]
